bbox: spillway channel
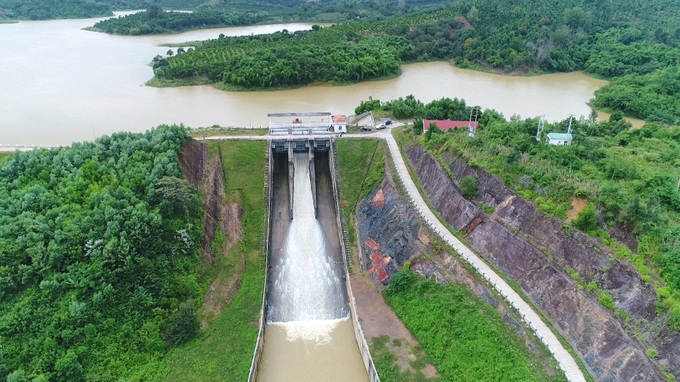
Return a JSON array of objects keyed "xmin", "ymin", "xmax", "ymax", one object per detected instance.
[{"xmin": 253, "ymin": 142, "xmax": 369, "ymax": 382}]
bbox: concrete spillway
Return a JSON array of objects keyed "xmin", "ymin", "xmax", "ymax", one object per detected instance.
[
  {"xmin": 250, "ymin": 140, "xmax": 372, "ymax": 382},
  {"xmin": 267, "ymin": 152, "xmax": 348, "ymax": 322}
]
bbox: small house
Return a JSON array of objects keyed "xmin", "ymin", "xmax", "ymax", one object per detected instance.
[
  {"xmin": 332, "ymin": 115, "xmax": 347, "ymax": 133},
  {"xmin": 547, "ymin": 133, "xmax": 573, "ymax": 146}
]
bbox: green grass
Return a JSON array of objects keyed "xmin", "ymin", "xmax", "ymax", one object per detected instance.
[
  {"xmin": 384, "ymin": 272, "xmax": 568, "ymax": 382},
  {"xmin": 371, "ymin": 335, "xmax": 440, "ymax": 382},
  {"xmin": 0, "ymin": 152, "xmax": 13, "ymax": 164},
  {"xmin": 336, "ymin": 138, "xmax": 386, "ymax": 260},
  {"xmin": 188, "ymin": 127, "xmax": 269, "ymax": 138},
  {"xmin": 152, "ymin": 140, "xmax": 267, "ymax": 381},
  {"xmin": 146, "ymin": 76, "xmax": 213, "ymax": 88}
]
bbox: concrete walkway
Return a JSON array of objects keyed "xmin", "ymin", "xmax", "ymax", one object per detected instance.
[{"xmin": 380, "ymin": 132, "xmax": 586, "ymax": 382}]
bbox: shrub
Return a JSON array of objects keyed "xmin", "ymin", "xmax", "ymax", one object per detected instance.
[
  {"xmin": 459, "ymin": 176, "xmax": 479, "ymax": 199},
  {"xmin": 573, "ymin": 203, "xmax": 598, "ymax": 232},
  {"xmin": 598, "ymin": 291, "xmax": 615, "ymax": 310},
  {"xmin": 165, "ymin": 300, "xmax": 200, "ymax": 346},
  {"xmin": 646, "ymin": 348, "xmax": 658, "ymax": 358}
]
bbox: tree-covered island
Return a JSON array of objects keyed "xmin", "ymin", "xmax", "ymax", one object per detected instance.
[{"xmin": 140, "ymin": 0, "xmax": 679, "ymax": 124}]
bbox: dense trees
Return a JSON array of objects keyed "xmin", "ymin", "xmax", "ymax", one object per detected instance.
[
  {"xmin": 0, "ymin": 126, "xmax": 204, "ymax": 380},
  {"xmin": 154, "ymin": 26, "xmax": 405, "ymax": 88},
  {"xmin": 593, "ymin": 66, "xmax": 680, "ymax": 125},
  {"xmin": 0, "ymin": 0, "xmax": 209, "ymax": 20},
  {"xmin": 91, "ymin": 7, "xmax": 261, "ymax": 35},
  {"xmin": 0, "ymin": 0, "xmax": 111, "ymax": 20}
]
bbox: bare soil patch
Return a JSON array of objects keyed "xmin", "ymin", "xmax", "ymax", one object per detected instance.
[
  {"xmin": 350, "ymin": 274, "xmax": 417, "ymax": 344},
  {"xmin": 566, "ymin": 197, "xmax": 588, "ymax": 223},
  {"xmin": 351, "ymin": 273, "xmax": 438, "ymax": 376}
]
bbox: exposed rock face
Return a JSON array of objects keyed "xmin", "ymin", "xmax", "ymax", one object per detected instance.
[
  {"xmin": 406, "ymin": 144, "xmax": 676, "ymax": 382},
  {"xmin": 178, "ymin": 139, "xmax": 242, "ymax": 264},
  {"xmin": 356, "ymin": 166, "xmax": 426, "ymax": 288},
  {"xmin": 355, "ymin": 160, "xmax": 561, "ymax": 374}
]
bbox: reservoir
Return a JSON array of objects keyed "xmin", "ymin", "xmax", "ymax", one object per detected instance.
[{"xmin": 1, "ymin": 14, "xmax": 611, "ymax": 146}]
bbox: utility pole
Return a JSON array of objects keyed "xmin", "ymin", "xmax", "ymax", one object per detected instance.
[
  {"xmin": 567, "ymin": 115, "xmax": 574, "ymax": 134},
  {"xmin": 536, "ymin": 115, "xmax": 545, "ymax": 142},
  {"xmin": 468, "ymin": 106, "xmax": 480, "ymax": 137}
]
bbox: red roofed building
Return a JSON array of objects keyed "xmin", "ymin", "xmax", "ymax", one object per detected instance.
[
  {"xmin": 423, "ymin": 119, "xmax": 478, "ymax": 131},
  {"xmin": 331, "ymin": 115, "xmax": 347, "ymax": 133}
]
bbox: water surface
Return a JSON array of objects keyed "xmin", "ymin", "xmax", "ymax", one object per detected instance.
[{"xmin": 1, "ymin": 15, "xmax": 611, "ymax": 145}]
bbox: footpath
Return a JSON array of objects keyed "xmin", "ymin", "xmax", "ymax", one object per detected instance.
[{"xmin": 380, "ymin": 132, "xmax": 586, "ymax": 382}]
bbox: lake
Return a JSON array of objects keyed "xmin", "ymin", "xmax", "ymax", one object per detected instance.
[{"xmin": 0, "ymin": 13, "xmax": 614, "ymax": 146}]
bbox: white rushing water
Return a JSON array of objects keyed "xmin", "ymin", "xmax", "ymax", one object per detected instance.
[
  {"xmin": 256, "ymin": 152, "xmax": 367, "ymax": 382},
  {"xmin": 268, "ymin": 152, "xmax": 347, "ymax": 325}
]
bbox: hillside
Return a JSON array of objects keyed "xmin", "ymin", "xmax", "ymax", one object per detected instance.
[
  {"xmin": 0, "ymin": 0, "xmax": 207, "ymax": 20},
  {"xmin": 0, "ymin": 126, "xmax": 205, "ymax": 380}
]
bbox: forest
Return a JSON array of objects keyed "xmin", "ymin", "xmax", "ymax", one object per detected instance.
[
  {"xmin": 89, "ymin": 5, "xmax": 260, "ymax": 35},
  {"xmin": 0, "ymin": 0, "xmax": 209, "ymax": 20},
  {"xmin": 88, "ymin": 0, "xmax": 445, "ymax": 35},
  {"xmin": 0, "ymin": 0, "xmax": 440, "ymax": 21},
  {"xmin": 147, "ymin": 0, "xmax": 679, "ymax": 122},
  {"xmin": 360, "ymin": 94, "xmax": 680, "ymax": 327},
  {"xmin": 0, "ymin": 126, "xmax": 205, "ymax": 381}
]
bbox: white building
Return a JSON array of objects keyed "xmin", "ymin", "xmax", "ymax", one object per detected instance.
[
  {"xmin": 268, "ymin": 112, "xmax": 333, "ymax": 135},
  {"xmin": 547, "ymin": 132, "xmax": 573, "ymax": 146},
  {"xmin": 332, "ymin": 115, "xmax": 348, "ymax": 133}
]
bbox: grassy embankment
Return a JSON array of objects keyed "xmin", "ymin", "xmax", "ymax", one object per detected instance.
[
  {"xmin": 384, "ymin": 272, "xmax": 567, "ymax": 382},
  {"xmin": 155, "ymin": 140, "xmax": 267, "ymax": 381},
  {"xmin": 188, "ymin": 126, "xmax": 269, "ymax": 138},
  {"xmin": 336, "ymin": 138, "xmax": 567, "ymax": 381},
  {"xmin": 336, "ymin": 138, "xmax": 386, "ymax": 263}
]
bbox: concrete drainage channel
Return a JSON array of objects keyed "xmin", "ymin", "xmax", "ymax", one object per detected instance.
[
  {"xmin": 248, "ymin": 137, "xmax": 379, "ymax": 382},
  {"xmin": 382, "ymin": 135, "xmax": 587, "ymax": 382}
]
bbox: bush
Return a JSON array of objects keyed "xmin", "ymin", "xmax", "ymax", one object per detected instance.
[
  {"xmin": 165, "ymin": 300, "xmax": 200, "ymax": 346},
  {"xmin": 573, "ymin": 203, "xmax": 598, "ymax": 232},
  {"xmin": 459, "ymin": 176, "xmax": 479, "ymax": 199}
]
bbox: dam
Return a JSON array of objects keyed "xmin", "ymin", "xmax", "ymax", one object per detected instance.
[{"xmin": 249, "ymin": 135, "xmax": 377, "ymax": 381}]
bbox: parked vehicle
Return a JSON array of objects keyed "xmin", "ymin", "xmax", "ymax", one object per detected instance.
[
  {"xmin": 376, "ymin": 123, "xmax": 386, "ymax": 130},
  {"xmin": 384, "ymin": 119, "xmax": 392, "ymax": 125},
  {"xmin": 361, "ymin": 126, "xmax": 372, "ymax": 131}
]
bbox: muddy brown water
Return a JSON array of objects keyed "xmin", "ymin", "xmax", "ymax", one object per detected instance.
[
  {"xmin": 257, "ymin": 318, "xmax": 368, "ymax": 382},
  {"xmin": 1, "ymin": 14, "xmax": 617, "ymax": 146}
]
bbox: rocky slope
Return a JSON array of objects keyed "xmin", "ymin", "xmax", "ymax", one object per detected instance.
[
  {"xmin": 355, "ymin": 159, "xmax": 560, "ymax": 377},
  {"xmin": 178, "ymin": 139, "xmax": 243, "ymax": 264},
  {"xmin": 404, "ymin": 144, "xmax": 677, "ymax": 382},
  {"xmin": 178, "ymin": 139, "xmax": 244, "ymax": 326}
]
